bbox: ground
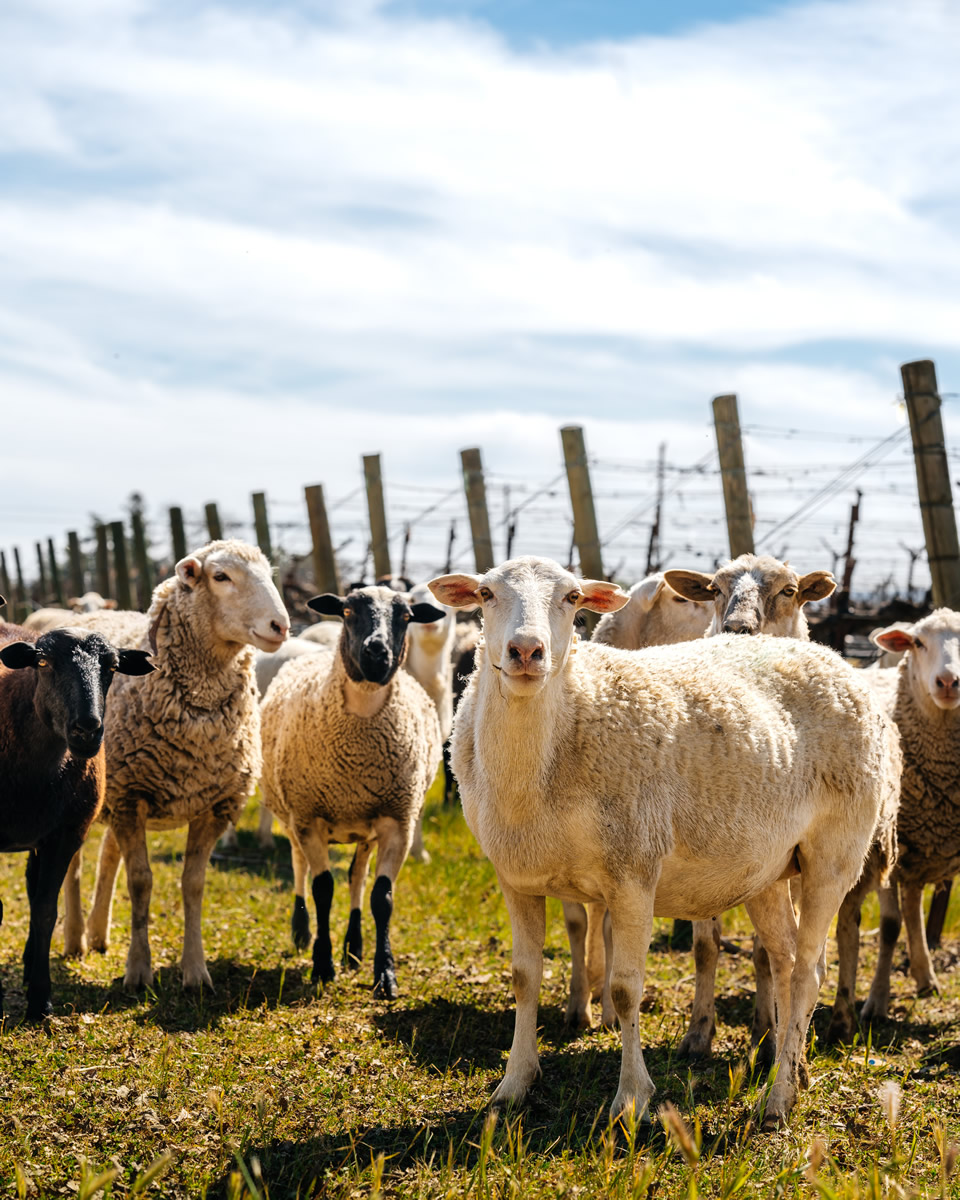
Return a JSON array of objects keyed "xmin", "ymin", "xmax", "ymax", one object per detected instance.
[{"xmin": 1, "ymin": 776, "xmax": 960, "ymax": 1198}]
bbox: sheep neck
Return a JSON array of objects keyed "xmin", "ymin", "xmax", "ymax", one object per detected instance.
[
  {"xmin": 335, "ymin": 653, "xmax": 391, "ymax": 718},
  {"xmin": 897, "ymin": 668, "xmax": 960, "ymax": 798},
  {"xmin": 152, "ymin": 586, "xmax": 253, "ymax": 710}
]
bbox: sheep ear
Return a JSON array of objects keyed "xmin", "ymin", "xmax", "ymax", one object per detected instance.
[
  {"xmin": 428, "ymin": 574, "xmax": 482, "ymax": 609},
  {"xmin": 872, "ymin": 623, "xmax": 916, "ymax": 653},
  {"xmin": 631, "ymin": 576, "xmax": 666, "ymax": 613},
  {"xmin": 410, "ymin": 603, "xmax": 446, "ymax": 624},
  {"xmin": 308, "ymin": 594, "xmax": 346, "ymax": 617},
  {"xmin": 103, "ymin": 598, "xmax": 118, "ymax": 610},
  {"xmin": 116, "ymin": 649, "xmax": 155, "ymax": 676},
  {"xmin": 663, "ymin": 569, "xmax": 716, "ymax": 603},
  {"xmin": 176, "ymin": 556, "xmax": 204, "ymax": 589},
  {"xmin": 577, "ymin": 579, "xmax": 628, "ymax": 613},
  {"xmin": 0, "ymin": 642, "xmax": 39, "ymax": 670},
  {"xmin": 797, "ymin": 571, "xmax": 836, "ymax": 605},
  {"xmin": 0, "ymin": 595, "xmax": 5, "ymax": 608}
]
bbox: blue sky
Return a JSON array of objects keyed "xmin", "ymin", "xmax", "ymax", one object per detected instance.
[{"xmin": 1, "ymin": 0, "xmax": 958, "ymax": 591}]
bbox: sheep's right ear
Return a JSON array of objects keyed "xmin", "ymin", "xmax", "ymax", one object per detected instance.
[
  {"xmin": 0, "ymin": 642, "xmax": 39, "ymax": 670},
  {"xmin": 410, "ymin": 603, "xmax": 447, "ymax": 624},
  {"xmin": 428, "ymin": 574, "xmax": 482, "ymax": 609},
  {"xmin": 308, "ymin": 594, "xmax": 346, "ymax": 617},
  {"xmin": 871, "ymin": 623, "xmax": 916, "ymax": 653},
  {"xmin": 116, "ymin": 649, "xmax": 155, "ymax": 676},
  {"xmin": 176, "ymin": 556, "xmax": 204, "ymax": 589},
  {"xmin": 663, "ymin": 569, "xmax": 716, "ymax": 603},
  {"xmin": 0, "ymin": 595, "xmax": 5, "ymax": 608},
  {"xmin": 631, "ymin": 576, "xmax": 666, "ymax": 613}
]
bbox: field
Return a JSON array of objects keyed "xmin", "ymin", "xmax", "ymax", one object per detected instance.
[{"xmin": 2, "ymin": 777, "xmax": 960, "ymax": 1199}]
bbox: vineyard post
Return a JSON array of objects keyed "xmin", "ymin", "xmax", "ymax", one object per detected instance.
[
  {"xmin": 67, "ymin": 531, "xmax": 85, "ymax": 597},
  {"xmin": 110, "ymin": 521, "xmax": 133, "ymax": 611},
  {"xmin": 169, "ymin": 507, "xmax": 187, "ymax": 563},
  {"xmin": 252, "ymin": 492, "xmax": 272, "ymax": 560},
  {"xmin": 712, "ymin": 394, "xmax": 755, "ymax": 557},
  {"xmin": 47, "ymin": 538, "xmax": 64, "ymax": 607},
  {"xmin": 362, "ymin": 454, "xmax": 392, "ymax": 580},
  {"xmin": 205, "ymin": 503, "xmax": 223, "ymax": 542},
  {"xmin": 560, "ymin": 425, "xmax": 604, "ymax": 635},
  {"xmin": 460, "ymin": 447, "xmax": 494, "ymax": 572},
  {"xmin": 304, "ymin": 484, "xmax": 341, "ymax": 597}
]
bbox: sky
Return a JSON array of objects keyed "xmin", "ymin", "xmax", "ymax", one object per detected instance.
[{"xmin": 1, "ymin": 0, "xmax": 958, "ymax": 596}]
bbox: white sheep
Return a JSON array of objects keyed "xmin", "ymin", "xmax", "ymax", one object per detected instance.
[
  {"xmin": 429, "ymin": 556, "xmax": 896, "ymax": 1126},
  {"xmin": 63, "ymin": 540, "xmax": 290, "ymax": 988},
  {"xmin": 260, "ymin": 586, "xmax": 443, "ymax": 998},
  {"xmin": 829, "ymin": 609, "xmax": 960, "ymax": 1040},
  {"xmin": 592, "ymin": 572, "xmax": 712, "ymax": 648},
  {"xmin": 298, "ymin": 621, "xmax": 342, "ymax": 649},
  {"xmin": 22, "ymin": 593, "xmax": 118, "ymax": 634},
  {"xmin": 403, "ymin": 582, "xmax": 457, "ymax": 803}
]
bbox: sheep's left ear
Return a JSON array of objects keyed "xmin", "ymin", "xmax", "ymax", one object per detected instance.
[
  {"xmin": 428, "ymin": 574, "xmax": 482, "ymax": 610},
  {"xmin": 872, "ymin": 623, "xmax": 916, "ymax": 654},
  {"xmin": 176, "ymin": 556, "xmax": 204, "ymax": 589},
  {"xmin": 797, "ymin": 571, "xmax": 836, "ymax": 605},
  {"xmin": 0, "ymin": 595, "xmax": 5, "ymax": 608},
  {"xmin": 577, "ymin": 579, "xmax": 629, "ymax": 613},
  {"xmin": 663, "ymin": 569, "xmax": 716, "ymax": 602},
  {"xmin": 410, "ymin": 603, "xmax": 446, "ymax": 624},
  {"xmin": 116, "ymin": 649, "xmax": 155, "ymax": 676},
  {"xmin": 308, "ymin": 594, "xmax": 346, "ymax": 617},
  {"xmin": 0, "ymin": 642, "xmax": 39, "ymax": 670}
]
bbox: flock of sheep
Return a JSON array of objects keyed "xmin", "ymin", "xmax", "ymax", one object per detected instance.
[{"xmin": 1, "ymin": 538, "xmax": 959, "ymax": 1132}]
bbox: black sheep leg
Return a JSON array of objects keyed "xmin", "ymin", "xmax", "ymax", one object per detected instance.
[
  {"xmin": 311, "ymin": 870, "xmax": 335, "ymax": 985},
  {"xmin": 291, "ymin": 896, "xmax": 311, "ymax": 951},
  {"xmin": 342, "ymin": 842, "xmax": 372, "ymax": 970},
  {"xmin": 24, "ymin": 831, "xmax": 82, "ymax": 1020},
  {"xmin": 371, "ymin": 875, "xmax": 398, "ymax": 999}
]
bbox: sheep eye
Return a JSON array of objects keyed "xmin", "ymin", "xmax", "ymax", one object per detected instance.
[
  {"xmin": 213, "ymin": 572, "xmax": 230, "ymax": 583},
  {"xmin": 37, "ymin": 658, "xmax": 50, "ymax": 669},
  {"xmin": 478, "ymin": 587, "xmax": 493, "ymax": 602},
  {"xmin": 673, "ymin": 597, "xmax": 688, "ymax": 604},
  {"xmin": 782, "ymin": 586, "xmax": 797, "ymax": 597},
  {"xmin": 342, "ymin": 606, "xmax": 352, "ymax": 618},
  {"xmin": 565, "ymin": 590, "xmax": 581, "ymax": 605},
  {"xmin": 913, "ymin": 638, "xmax": 924, "ymax": 650},
  {"xmin": 402, "ymin": 612, "xmax": 412, "ymax": 622}
]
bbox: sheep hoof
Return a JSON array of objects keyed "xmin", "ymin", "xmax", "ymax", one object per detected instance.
[
  {"xmin": 751, "ymin": 1034, "xmax": 776, "ymax": 1074},
  {"xmin": 826, "ymin": 1012, "xmax": 855, "ymax": 1044},
  {"xmin": 25, "ymin": 998, "xmax": 53, "ymax": 1023},
  {"xmin": 291, "ymin": 898, "xmax": 311, "ymax": 951},
  {"xmin": 678, "ymin": 1026, "xmax": 714, "ymax": 1059},
  {"xmin": 563, "ymin": 1004, "xmax": 592, "ymax": 1032},
  {"xmin": 62, "ymin": 932, "xmax": 87, "ymax": 959},
  {"xmin": 342, "ymin": 909, "xmax": 363, "ymax": 970},
  {"xmin": 916, "ymin": 979, "xmax": 939, "ymax": 998},
  {"xmin": 610, "ymin": 1091, "xmax": 653, "ymax": 1125},
  {"xmin": 311, "ymin": 958, "xmax": 335, "ymax": 986},
  {"xmin": 373, "ymin": 966, "xmax": 398, "ymax": 1000},
  {"xmin": 182, "ymin": 964, "xmax": 214, "ymax": 991},
  {"xmin": 123, "ymin": 963, "xmax": 154, "ymax": 990}
]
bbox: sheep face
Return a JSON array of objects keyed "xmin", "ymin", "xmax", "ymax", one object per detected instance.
[
  {"xmin": 628, "ymin": 575, "xmax": 712, "ymax": 643},
  {"xmin": 307, "ymin": 586, "xmax": 445, "ymax": 686},
  {"xmin": 405, "ymin": 582, "xmax": 456, "ymax": 656},
  {"xmin": 429, "ymin": 557, "xmax": 627, "ymax": 698},
  {"xmin": 175, "ymin": 544, "xmax": 290, "ymax": 653},
  {"xmin": 665, "ymin": 555, "xmax": 835, "ymax": 637},
  {"xmin": 0, "ymin": 628, "xmax": 153, "ymax": 756},
  {"xmin": 873, "ymin": 609, "xmax": 960, "ymax": 711}
]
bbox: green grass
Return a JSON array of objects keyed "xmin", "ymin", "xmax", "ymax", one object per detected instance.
[{"xmin": 2, "ymin": 774, "xmax": 960, "ymax": 1197}]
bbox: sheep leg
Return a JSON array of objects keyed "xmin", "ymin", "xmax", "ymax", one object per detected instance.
[
  {"xmin": 490, "ymin": 876, "xmax": 545, "ymax": 1109},
  {"xmin": 85, "ymin": 825, "xmax": 123, "ymax": 953},
  {"xmin": 562, "ymin": 902, "xmax": 592, "ymax": 1031},
  {"xmin": 115, "ymin": 821, "xmax": 155, "ymax": 990},
  {"xmin": 298, "ymin": 824, "xmax": 334, "ymax": 986},
  {"xmin": 902, "ymin": 881, "xmax": 939, "ymax": 996},
  {"xmin": 861, "ymin": 883, "xmax": 902, "ymax": 1022},
  {"xmin": 62, "ymin": 848, "xmax": 86, "ymax": 958},
  {"xmin": 218, "ymin": 823, "xmax": 239, "ymax": 850},
  {"xmin": 408, "ymin": 810, "xmax": 430, "ymax": 864},
  {"xmin": 370, "ymin": 817, "xmax": 411, "ymax": 999},
  {"xmin": 181, "ymin": 809, "xmax": 229, "ymax": 990},
  {"xmin": 678, "ymin": 917, "xmax": 721, "ymax": 1059},
  {"xmin": 827, "ymin": 876, "xmax": 872, "ymax": 1042},
  {"xmin": 744, "ymin": 884, "xmax": 796, "ymax": 1069},
  {"xmin": 586, "ymin": 901, "xmax": 607, "ymax": 999},
  {"xmin": 23, "ymin": 829, "xmax": 85, "ymax": 1020},
  {"xmin": 600, "ymin": 907, "xmax": 615, "ymax": 1028},
  {"xmin": 289, "ymin": 836, "xmax": 311, "ymax": 951},
  {"xmin": 343, "ymin": 841, "xmax": 373, "ymax": 970},
  {"xmin": 256, "ymin": 804, "xmax": 275, "ymax": 850},
  {"xmin": 751, "ymin": 935, "xmax": 777, "ymax": 1071},
  {"xmin": 606, "ymin": 885, "xmax": 657, "ymax": 1122}
]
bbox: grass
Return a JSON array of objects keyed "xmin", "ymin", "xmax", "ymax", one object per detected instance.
[{"xmin": 2, "ymin": 774, "xmax": 960, "ymax": 1197}]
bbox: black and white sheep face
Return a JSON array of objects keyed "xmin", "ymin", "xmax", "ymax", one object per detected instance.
[
  {"xmin": 429, "ymin": 557, "xmax": 627, "ymax": 698},
  {"xmin": 307, "ymin": 586, "xmax": 445, "ymax": 687},
  {"xmin": 175, "ymin": 548, "xmax": 290, "ymax": 653},
  {"xmin": 666, "ymin": 556, "xmax": 835, "ymax": 637},
  {"xmin": 0, "ymin": 628, "xmax": 153, "ymax": 757},
  {"xmin": 873, "ymin": 610, "xmax": 960, "ymax": 711}
]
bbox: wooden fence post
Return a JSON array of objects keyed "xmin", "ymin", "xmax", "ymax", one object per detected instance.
[
  {"xmin": 362, "ymin": 454, "xmax": 392, "ymax": 580},
  {"xmin": 205, "ymin": 503, "xmax": 223, "ymax": 542},
  {"xmin": 13, "ymin": 547, "xmax": 28, "ymax": 622},
  {"xmin": 712, "ymin": 394, "xmax": 755, "ymax": 557},
  {"xmin": 47, "ymin": 538, "xmax": 64, "ymax": 607},
  {"xmin": 460, "ymin": 448, "xmax": 495, "ymax": 572},
  {"xmin": 110, "ymin": 521, "xmax": 133, "ymax": 611},
  {"xmin": 902, "ymin": 359, "xmax": 960, "ymax": 947},
  {"xmin": 35, "ymin": 542, "xmax": 49, "ymax": 606},
  {"xmin": 67, "ymin": 532, "xmax": 85, "ymax": 598},
  {"xmin": 169, "ymin": 507, "xmax": 187, "ymax": 563},
  {"xmin": 131, "ymin": 510, "xmax": 152, "ymax": 610},
  {"xmin": 304, "ymin": 484, "xmax": 340, "ymax": 596},
  {"xmin": 95, "ymin": 524, "xmax": 111, "ymax": 599},
  {"xmin": 0, "ymin": 551, "xmax": 11, "ymax": 609},
  {"xmin": 560, "ymin": 426, "xmax": 605, "ymax": 638},
  {"xmin": 252, "ymin": 492, "xmax": 272, "ymax": 560}
]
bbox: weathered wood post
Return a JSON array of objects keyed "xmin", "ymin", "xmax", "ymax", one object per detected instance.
[
  {"xmin": 35, "ymin": 542, "xmax": 49, "ymax": 606},
  {"xmin": 13, "ymin": 547, "xmax": 28, "ymax": 622},
  {"xmin": 67, "ymin": 531, "xmax": 85, "ymax": 598},
  {"xmin": 712, "ymin": 394, "xmax": 755, "ymax": 557},
  {"xmin": 0, "ymin": 551, "xmax": 11, "ymax": 609},
  {"xmin": 95, "ymin": 524, "xmax": 111, "ymax": 599},
  {"xmin": 362, "ymin": 454, "xmax": 392, "ymax": 580},
  {"xmin": 205, "ymin": 503, "xmax": 223, "ymax": 542},
  {"xmin": 110, "ymin": 521, "xmax": 133, "ymax": 611},
  {"xmin": 169, "ymin": 507, "xmax": 187, "ymax": 563},
  {"xmin": 252, "ymin": 492, "xmax": 272, "ymax": 560},
  {"xmin": 561, "ymin": 424, "xmax": 605, "ymax": 591},
  {"xmin": 304, "ymin": 484, "xmax": 341, "ymax": 596},
  {"xmin": 902, "ymin": 359, "xmax": 960, "ymax": 947},
  {"xmin": 47, "ymin": 538, "xmax": 64, "ymax": 607},
  {"xmin": 131, "ymin": 509, "xmax": 152, "ymax": 610},
  {"xmin": 460, "ymin": 447, "xmax": 495, "ymax": 572}
]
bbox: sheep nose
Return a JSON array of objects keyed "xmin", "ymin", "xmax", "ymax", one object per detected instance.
[
  {"xmin": 723, "ymin": 620, "xmax": 755, "ymax": 635},
  {"xmin": 507, "ymin": 638, "xmax": 545, "ymax": 667},
  {"xmin": 936, "ymin": 672, "xmax": 959, "ymax": 693},
  {"xmin": 72, "ymin": 715, "xmax": 103, "ymax": 736},
  {"xmin": 270, "ymin": 619, "xmax": 289, "ymax": 638}
]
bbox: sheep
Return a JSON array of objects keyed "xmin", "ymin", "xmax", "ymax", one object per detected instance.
[
  {"xmin": 592, "ymin": 572, "xmax": 712, "ymax": 649},
  {"xmin": 299, "ymin": 621, "xmax": 342, "ymax": 649},
  {"xmin": 22, "ymin": 593, "xmax": 117, "ymax": 634},
  {"xmin": 828, "ymin": 609, "xmax": 960, "ymax": 1041},
  {"xmin": 260, "ymin": 586, "xmax": 444, "ymax": 998},
  {"xmin": 62, "ymin": 540, "xmax": 290, "ymax": 988},
  {"xmin": 429, "ymin": 556, "xmax": 896, "ymax": 1126},
  {"xmin": 0, "ymin": 617, "xmax": 152, "ymax": 1018},
  {"xmin": 661, "ymin": 555, "xmax": 837, "ymax": 1061},
  {"xmin": 403, "ymin": 582, "xmax": 457, "ymax": 806}
]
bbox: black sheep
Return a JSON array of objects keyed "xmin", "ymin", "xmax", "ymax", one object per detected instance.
[{"xmin": 0, "ymin": 615, "xmax": 152, "ymax": 1019}]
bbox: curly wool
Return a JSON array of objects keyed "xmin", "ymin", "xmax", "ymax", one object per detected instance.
[
  {"xmin": 260, "ymin": 649, "xmax": 441, "ymax": 836},
  {"xmin": 74, "ymin": 566, "xmax": 262, "ymax": 830}
]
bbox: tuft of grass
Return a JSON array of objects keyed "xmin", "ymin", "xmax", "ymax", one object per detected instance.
[{"xmin": 1, "ymin": 773, "xmax": 959, "ymax": 1196}]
